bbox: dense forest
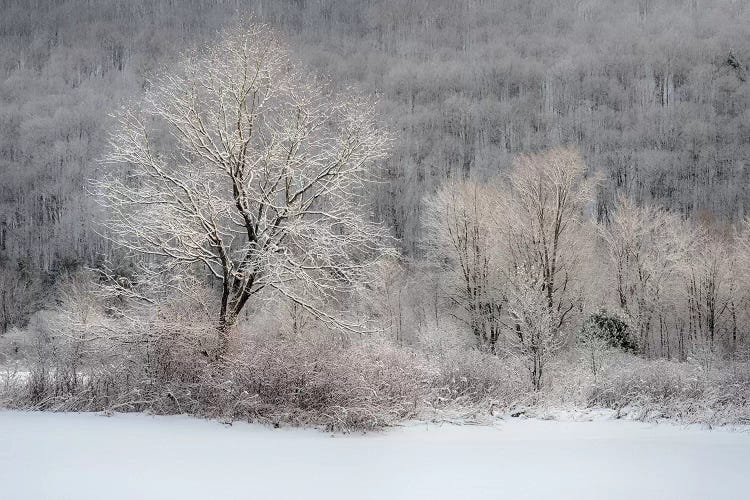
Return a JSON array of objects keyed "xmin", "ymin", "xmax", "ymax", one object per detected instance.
[
  {"xmin": 2, "ymin": 1, "xmax": 750, "ymax": 430},
  {"xmin": 2, "ymin": 0, "xmax": 750, "ymax": 335}
]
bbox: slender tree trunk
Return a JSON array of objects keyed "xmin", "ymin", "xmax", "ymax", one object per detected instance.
[
  {"xmin": 1, "ymin": 290, "xmax": 7, "ymax": 335},
  {"xmin": 532, "ymin": 350, "xmax": 543, "ymax": 391}
]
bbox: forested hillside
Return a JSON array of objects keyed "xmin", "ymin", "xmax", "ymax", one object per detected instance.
[
  {"xmin": 3, "ymin": 2, "xmax": 750, "ymax": 432},
  {"xmin": 2, "ymin": 0, "xmax": 750, "ymax": 333}
]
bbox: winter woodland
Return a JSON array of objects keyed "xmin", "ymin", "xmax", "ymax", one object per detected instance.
[{"xmin": 1, "ymin": 0, "xmax": 750, "ymax": 431}]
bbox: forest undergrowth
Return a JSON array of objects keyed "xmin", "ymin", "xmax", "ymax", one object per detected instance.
[{"xmin": 2, "ymin": 316, "xmax": 748, "ymax": 431}]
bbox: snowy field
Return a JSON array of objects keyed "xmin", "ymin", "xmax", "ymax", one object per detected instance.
[{"xmin": 1, "ymin": 412, "xmax": 749, "ymax": 500}]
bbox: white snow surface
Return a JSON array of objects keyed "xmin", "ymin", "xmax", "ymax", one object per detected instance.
[{"xmin": 1, "ymin": 411, "xmax": 749, "ymax": 500}]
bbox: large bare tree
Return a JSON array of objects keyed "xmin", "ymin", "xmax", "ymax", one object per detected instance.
[
  {"xmin": 500, "ymin": 147, "xmax": 594, "ymax": 389},
  {"xmin": 423, "ymin": 181, "xmax": 504, "ymax": 351},
  {"xmin": 97, "ymin": 23, "xmax": 393, "ymax": 355}
]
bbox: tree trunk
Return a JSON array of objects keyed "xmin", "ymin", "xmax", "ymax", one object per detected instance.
[
  {"xmin": 216, "ymin": 312, "xmax": 236, "ymax": 360},
  {"xmin": 531, "ymin": 351, "xmax": 543, "ymax": 391}
]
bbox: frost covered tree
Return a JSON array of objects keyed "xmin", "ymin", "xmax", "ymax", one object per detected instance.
[
  {"xmin": 97, "ymin": 23, "xmax": 393, "ymax": 356},
  {"xmin": 503, "ymin": 265, "xmax": 567, "ymax": 390},
  {"xmin": 600, "ymin": 200, "xmax": 690, "ymax": 357},
  {"xmin": 501, "ymin": 148, "xmax": 593, "ymax": 389},
  {"xmin": 680, "ymin": 229, "xmax": 738, "ymax": 365},
  {"xmin": 504, "ymin": 148, "xmax": 592, "ymax": 323},
  {"xmin": 424, "ymin": 148, "xmax": 593, "ymax": 387},
  {"xmin": 423, "ymin": 181, "xmax": 503, "ymax": 350}
]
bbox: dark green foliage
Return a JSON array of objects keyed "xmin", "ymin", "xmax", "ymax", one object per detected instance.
[{"xmin": 579, "ymin": 310, "xmax": 636, "ymax": 352}]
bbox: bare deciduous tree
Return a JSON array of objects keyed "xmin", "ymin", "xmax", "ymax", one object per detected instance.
[
  {"xmin": 423, "ymin": 181, "xmax": 504, "ymax": 351},
  {"xmin": 680, "ymin": 229, "xmax": 737, "ymax": 365},
  {"xmin": 504, "ymin": 148, "xmax": 592, "ymax": 327},
  {"xmin": 424, "ymin": 148, "xmax": 593, "ymax": 388},
  {"xmin": 600, "ymin": 199, "xmax": 690, "ymax": 357},
  {"xmin": 503, "ymin": 265, "xmax": 567, "ymax": 390},
  {"xmin": 97, "ymin": 23, "xmax": 394, "ymax": 356},
  {"xmin": 500, "ymin": 147, "xmax": 593, "ymax": 389}
]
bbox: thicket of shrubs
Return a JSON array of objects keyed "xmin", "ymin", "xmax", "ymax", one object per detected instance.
[
  {"xmin": 0, "ymin": 311, "xmax": 428, "ymax": 430},
  {"xmin": 2, "ymin": 306, "xmax": 748, "ymax": 430},
  {"xmin": 585, "ymin": 354, "xmax": 750, "ymax": 426}
]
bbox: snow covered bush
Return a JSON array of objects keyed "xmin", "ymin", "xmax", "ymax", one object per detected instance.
[
  {"xmin": 3, "ymin": 292, "xmax": 430, "ymax": 430},
  {"xmin": 4, "ymin": 269, "xmax": 748, "ymax": 429},
  {"xmin": 208, "ymin": 335, "xmax": 429, "ymax": 430},
  {"xmin": 429, "ymin": 348, "xmax": 528, "ymax": 409},
  {"xmin": 702, "ymin": 367, "xmax": 750, "ymax": 424},
  {"xmin": 587, "ymin": 355, "xmax": 703, "ymax": 410},
  {"xmin": 536, "ymin": 349, "xmax": 595, "ymax": 407},
  {"xmin": 586, "ymin": 352, "xmax": 750, "ymax": 425}
]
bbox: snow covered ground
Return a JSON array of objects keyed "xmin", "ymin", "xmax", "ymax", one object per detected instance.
[{"xmin": 1, "ymin": 411, "xmax": 748, "ymax": 500}]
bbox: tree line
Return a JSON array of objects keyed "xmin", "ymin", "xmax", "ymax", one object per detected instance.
[
  {"xmin": 88, "ymin": 23, "xmax": 750, "ymax": 391},
  {"xmin": 424, "ymin": 148, "xmax": 750, "ymax": 388},
  {"xmin": 2, "ymin": 17, "xmax": 750, "ymax": 428}
]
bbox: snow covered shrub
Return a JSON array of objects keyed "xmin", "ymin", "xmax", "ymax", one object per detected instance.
[
  {"xmin": 1, "ymin": 271, "xmax": 431, "ymax": 430},
  {"xmin": 1, "ymin": 273, "xmax": 216, "ymax": 412},
  {"xmin": 698, "ymin": 365, "xmax": 750, "ymax": 424},
  {"xmin": 585, "ymin": 352, "xmax": 750, "ymax": 425},
  {"xmin": 206, "ymin": 335, "xmax": 429, "ymax": 430},
  {"xmin": 4, "ymin": 317, "xmax": 144, "ymax": 412},
  {"xmin": 587, "ymin": 354, "xmax": 703, "ymax": 410},
  {"xmin": 537, "ymin": 349, "xmax": 594, "ymax": 407},
  {"xmin": 416, "ymin": 320, "xmax": 477, "ymax": 354},
  {"xmin": 429, "ymin": 349, "xmax": 528, "ymax": 409}
]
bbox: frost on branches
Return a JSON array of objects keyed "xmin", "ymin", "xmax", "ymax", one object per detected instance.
[
  {"xmin": 424, "ymin": 148, "xmax": 593, "ymax": 390},
  {"xmin": 95, "ymin": 23, "xmax": 394, "ymax": 356}
]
